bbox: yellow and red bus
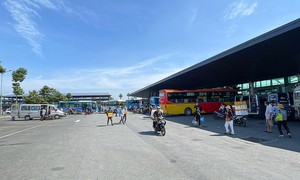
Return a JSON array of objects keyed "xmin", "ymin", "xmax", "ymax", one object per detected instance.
[{"xmin": 159, "ymin": 88, "xmax": 237, "ymax": 116}]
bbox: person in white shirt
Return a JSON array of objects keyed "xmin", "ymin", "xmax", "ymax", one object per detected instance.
[{"xmin": 264, "ymin": 101, "xmax": 273, "ymax": 133}]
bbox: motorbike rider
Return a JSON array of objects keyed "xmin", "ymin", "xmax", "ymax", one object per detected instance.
[
  {"xmin": 219, "ymin": 103, "xmax": 225, "ymax": 114},
  {"xmin": 153, "ymin": 106, "xmax": 163, "ymax": 129}
]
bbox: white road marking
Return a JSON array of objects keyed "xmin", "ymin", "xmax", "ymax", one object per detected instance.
[
  {"xmin": 0, "ymin": 122, "xmax": 53, "ymax": 139},
  {"xmin": 75, "ymin": 120, "xmax": 80, "ymax": 122}
]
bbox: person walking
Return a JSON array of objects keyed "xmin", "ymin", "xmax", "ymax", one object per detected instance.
[
  {"xmin": 123, "ymin": 106, "xmax": 128, "ymax": 124},
  {"xmin": 193, "ymin": 107, "xmax": 202, "ymax": 127},
  {"xmin": 106, "ymin": 107, "xmax": 114, "ymax": 126},
  {"xmin": 276, "ymin": 104, "xmax": 292, "ymax": 138},
  {"xmin": 264, "ymin": 101, "xmax": 273, "ymax": 133},
  {"xmin": 224, "ymin": 105, "xmax": 234, "ymax": 135}
]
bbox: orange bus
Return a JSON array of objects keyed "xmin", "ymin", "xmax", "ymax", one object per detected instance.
[{"xmin": 159, "ymin": 88, "xmax": 237, "ymax": 116}]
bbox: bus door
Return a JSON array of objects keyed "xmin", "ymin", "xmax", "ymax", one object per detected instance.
[
  {"xmin": 235, "ymin": 95, "xmax": 250, "ymax": 114},
  {"xmin": 249, "ymin": 94, "xmax": 267, "ymax": 116}
]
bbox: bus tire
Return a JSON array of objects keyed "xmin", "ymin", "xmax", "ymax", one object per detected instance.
[{"xmin": 184, "ymin": 108, "xmax": 192, "ymax": 116}]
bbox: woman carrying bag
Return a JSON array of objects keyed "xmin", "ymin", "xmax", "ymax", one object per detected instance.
[{"xmin": 275, "ymin": 104, "xmax": 292, "ymax": 138}]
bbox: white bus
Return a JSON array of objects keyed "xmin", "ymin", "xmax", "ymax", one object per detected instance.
[
  {"xmin": 293, "ymin": 85, "xmax": 300, "ymax": 117},
  {"xmin": 235, "ymin": 94, "xmax": 267, "ymax": 117},
  {"xmin": 100, "ymin": 100, "xmax": 126, "ymax": 113}
]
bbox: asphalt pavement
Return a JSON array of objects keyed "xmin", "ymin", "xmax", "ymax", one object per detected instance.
[{"xmin": 0, "ymin": 113, "xmax": 299, "ymax": 180}]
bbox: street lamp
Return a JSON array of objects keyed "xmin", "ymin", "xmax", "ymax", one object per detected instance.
[{"xmin": 0, "ymin": 70, "xmax": 12, "ymax": 115}]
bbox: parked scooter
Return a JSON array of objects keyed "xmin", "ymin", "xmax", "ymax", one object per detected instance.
[
  {"xmin": 232, "ymin": 115, "xmax": 247, "ymax": 127},
  {"xmin": 213, "ymin": 111, "xmax": 225, "ymax": 120},
  {"xmin": 153, "ymin": 115, "xmax": 166, "ymax": 136}
]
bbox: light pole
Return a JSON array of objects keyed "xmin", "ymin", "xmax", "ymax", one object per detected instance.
[{"xmin": 0, "ymin": 70, "xmax": 12, "ymax": 115}]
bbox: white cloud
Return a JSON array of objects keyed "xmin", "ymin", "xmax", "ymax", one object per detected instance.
[
  {"xmin": 17, "ymin": 53, "xmax": 183, "ymax": 98},
  {"xmin": 224, "ymin": 0, "xmax": 257, "ymax": 20},
  {"xmin": 187, "ymin": 8, "xmax": 198, "ymax": 30},
  {"xmin": 4, "ymin": 0, "xmax": 97, "ymax": 57}
]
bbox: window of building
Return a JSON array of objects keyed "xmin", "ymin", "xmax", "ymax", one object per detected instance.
[
  {"xmin": 272, "ymin": 78, "xmax": 284, "ymax": 85},
  {"xmin": 255, "ymin": 81, "xmax": 261, "ymax": 88},
  {"xmin": 288, "ymin": 75, "xmax": 298, "ymax": 83},
  {"xmin": 261, "ymin": 80, "xmax": 271, "ymax": 87}
]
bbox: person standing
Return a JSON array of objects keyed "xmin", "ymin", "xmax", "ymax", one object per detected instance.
[
  {"xmin": 264, "ymin": 101, "xmax": 273, "ymax": 133},
  {"xmin": 276, "ymin": 104, "xmax": 292, "ymax": 138},
  {"xmin": 40, "ymin": 107, "xmax": 47, "ymax": 121},
  {"xmin": 106, "ymin": 107, "xmax": 114, "ymax": 126},
  {"xmin": 119, "ymin": 106, "xmax": 124, "ymax": 124},
  {"xmin": 193, "ymin": 107, "xmax": 202, "ymax": 127},
  {"xmin": 224, "ymin": 105, "xmax": 234, "ymax": 135}
]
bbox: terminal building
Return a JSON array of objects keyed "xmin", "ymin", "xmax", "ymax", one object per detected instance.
[{"xmin": 129, "ymin": 18, "xmax": 300, "ymax": 98}]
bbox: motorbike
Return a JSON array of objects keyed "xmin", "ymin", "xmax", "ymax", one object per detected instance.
[
  {"xmin": 153, "ymin": 115, "xmax": 166, "ymax": 136},
  {"xmin": 213, "ymin": 111, "xmax": 225, "ymax": 120},
  {"xmin": 232, "ymin": 115, "xmax": 247, "ymax": 127}
]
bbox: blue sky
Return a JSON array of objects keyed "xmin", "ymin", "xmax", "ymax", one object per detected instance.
[{"xmin": 0, "ymin": 0, "xmax": 299, "ymax": 99}]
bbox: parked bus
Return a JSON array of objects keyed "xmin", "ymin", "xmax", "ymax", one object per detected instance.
[
  {"xmin": 125, "ymin": 99, "xmax": 141, "ymax": 110},
  {"xmin": 267, "ymin": 92, "xmax": 295, "ymax": 120},
  {"xmin": 159, "ymin": 88, "xmax": 237, "ymax": 116},
  {"xmin": 293, "ymin": 85, "xmax": 300, "ymax": 118},
  {"xmin": 150, "ymin": 96, "xmax": 159, "ymax": 107},
  {"xmin": 57, "ymin": 100, "xmax": 99, "ymax": 113},
  {"xmin": 101, "ymin": 100, "xmax": 126, "ymax": 112},
  {"xmin": 235, "ymin": 94, "xmax": 267, "ymax": 117}
]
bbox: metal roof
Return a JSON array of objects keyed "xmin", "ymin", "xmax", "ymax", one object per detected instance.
[{"xmin": 130, "ymin": 18, "xmax": 300, "ymax": 98}]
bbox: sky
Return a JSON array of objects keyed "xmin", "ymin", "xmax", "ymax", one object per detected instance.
[{"xmin": 0, "ymin": 0, "xmax": 300, "ymax": 99}]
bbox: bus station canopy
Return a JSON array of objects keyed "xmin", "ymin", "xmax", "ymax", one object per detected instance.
[{"xmin": 130, "ymin": 18, "xmax": 300, "ymax": 98}]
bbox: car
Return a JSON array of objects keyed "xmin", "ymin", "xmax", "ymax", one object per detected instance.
[{"xmin": 5, "ymin": 109, "xmax": 11, "ymax": 115}]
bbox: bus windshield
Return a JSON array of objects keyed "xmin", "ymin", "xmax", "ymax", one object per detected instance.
[{"xmin": 268, "ymin": 93, "xmax": 289, "ymax": 104}]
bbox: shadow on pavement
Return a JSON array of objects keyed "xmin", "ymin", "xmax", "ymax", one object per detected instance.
[
  {"xmin": 138, "ymin": 131, "xmax": 157, "ymax": 136},
  {"xmin": 163, "ymin": 114, "xmax": 300, "ymax": 153}
]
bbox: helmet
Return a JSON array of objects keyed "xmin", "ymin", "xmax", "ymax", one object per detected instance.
[{"xmin": 157, "ymin": 106, "xmax": 161, "ymax": 109}]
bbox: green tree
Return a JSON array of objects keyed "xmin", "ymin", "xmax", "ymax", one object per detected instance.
[
  {"xmin": 12, "ymin": 68, "xmax": 27, "ymax": 102},
  {"xmin": 0, "ymin": 65, "xmax": 6, "ymax": 74},
  {"xmin": 66, "ymin": 93, "xmax": 72, "ymax": 101},
  {"xmin": 39, "ymin": 85, "xmax": 65, "ymax": 104},
  {"xmin": 24, "ymin": 90, "xmax": 46, "ymax": 104}
]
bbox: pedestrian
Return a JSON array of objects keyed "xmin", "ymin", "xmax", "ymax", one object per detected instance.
[
  {"xmin": 40, "ymin": 107, "xmax": 47, "ymax": 121},
  {"xmin": 276, "ymin": 104, "xmax": 292, "ymax": 138},
  {"xmin": 264, "ymin": 101, "xmax": 273, "ymax": 133},
  {"xmin": 224, "ymin": 105, "xmax": 234, "ymax": 135},
  {"xmin": 114, "ymin": 107, "xmax": 118, "ymax": 117},
  {"xmin": 123, "ymin": 106, "xmax": 128, "ymax": 124},
  {"xmin": 119, "ymin": 106, "xmax": 124, "ymax": 124},
  {"xmin": 106, "ymin": 107, "xmax": 114, "ymax": 126},
  {"xmin": 193, "ymin": 107, "xmax": 202, "ymax": 127}
]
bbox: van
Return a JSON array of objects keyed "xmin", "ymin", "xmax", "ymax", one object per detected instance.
[{"xmin": 11, "ymin": 104, "xmax": 65, "ymax": 120}]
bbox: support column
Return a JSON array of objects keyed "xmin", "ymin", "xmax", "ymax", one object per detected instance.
[
  {"xmin": 282, "ymin": 76, "xmax": 289, "ymax": 92},
  {"xmin": 249, "ymin": 82, "xmax": 255, "ymax": 95}
]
